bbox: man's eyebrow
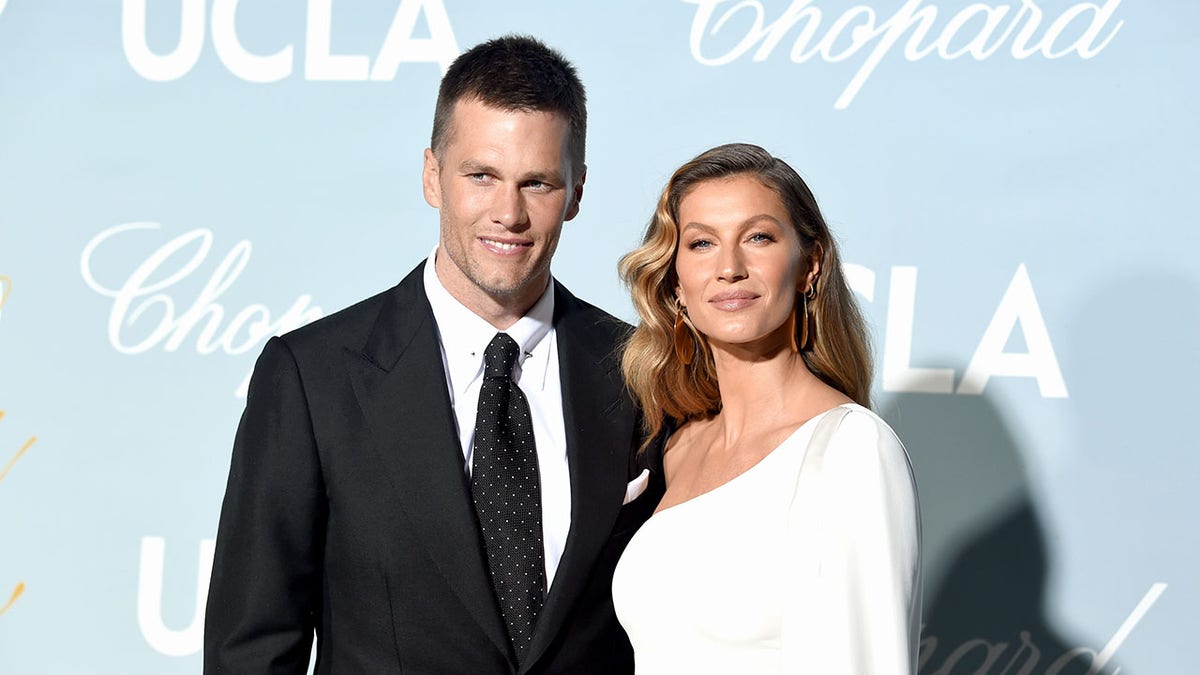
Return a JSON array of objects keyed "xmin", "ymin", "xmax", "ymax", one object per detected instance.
[
  {"xmin": 458, "ymin": 160, "xmax": 498, "ymax": 174},
  {"xmin": 522, "ymin": 169, "xmax": 565, "ymax": 184}
]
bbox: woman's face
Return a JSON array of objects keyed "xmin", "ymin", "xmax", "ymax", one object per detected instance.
[{"xmin": 673, "ymin": 175, "xmax": 815, "ymax": 351}]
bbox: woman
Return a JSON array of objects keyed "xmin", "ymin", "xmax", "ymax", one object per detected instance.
[{"xmin": 612, "ymin": 143, "xmax": 921, "ymax": 673}]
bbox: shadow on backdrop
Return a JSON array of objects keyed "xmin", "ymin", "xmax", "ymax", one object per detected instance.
[
  {"xmin": 1054, "ymin": 272, "xmax": 1200, "ymax": 674},
  {"xmin": 880, "ymin": 391, "xmax": 1118, "ymax": 674}
]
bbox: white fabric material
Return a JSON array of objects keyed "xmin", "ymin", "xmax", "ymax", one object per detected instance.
[
  {"xmin": 623, "ymin": 468, "xmax": 651, "ymax": 505},
  {"xmin": 612, "ymin": 403, "xmax": 921, "ymax": 674},
  {"xmin": 422, "ymin": 248, "xmax": 571, "ymax": 590}
]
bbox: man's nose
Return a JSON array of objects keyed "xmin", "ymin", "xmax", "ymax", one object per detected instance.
[{"xmin": 491, "ymin": 185, "xmax": 529, "ymax": 229}]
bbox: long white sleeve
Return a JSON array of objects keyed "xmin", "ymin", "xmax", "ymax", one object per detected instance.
[{"xmin": 782, "ymin": 407, "xmax": 922, "ymax": 674}]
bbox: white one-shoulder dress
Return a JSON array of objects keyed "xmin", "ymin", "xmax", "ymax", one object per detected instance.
[{"xmin": 612, "ymin": 404, "xmax": 921, "ymax": 674}]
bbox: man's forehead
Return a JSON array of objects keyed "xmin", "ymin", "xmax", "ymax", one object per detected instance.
[
  {"xmin": 445, "ymin": 97, "xmax": 571, "ymax": 132},
  {"xmin": 438, "ymin": 100, "xmax": 577, "ymax": 172}
]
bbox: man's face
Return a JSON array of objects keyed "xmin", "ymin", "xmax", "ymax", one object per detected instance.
[{"xmin": 423, "ymin": 99, "xmax": 584, "ymax": 314}]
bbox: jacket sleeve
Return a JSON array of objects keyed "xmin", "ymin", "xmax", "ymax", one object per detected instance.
[
  {"xmin": 781, "ymin": 409, "xmax": 922, "ymax": 674},
  {"xmin": 204, "ymin": 336, "xmax": 327, "ymax": 674}
]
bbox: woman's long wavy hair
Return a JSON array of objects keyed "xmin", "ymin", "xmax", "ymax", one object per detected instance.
[{"xmin": 619, "ymin": 143, "xmax": 873, "ymax": 443}]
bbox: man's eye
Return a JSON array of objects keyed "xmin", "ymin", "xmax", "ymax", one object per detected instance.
[{"xmin": 525, "ymin": 180, "xmax": 550, "ymax": 191}]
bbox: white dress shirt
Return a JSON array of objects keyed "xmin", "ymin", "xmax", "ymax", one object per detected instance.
[{"xmin": 422, "ymin": 249, "xmax": 571, "ymax": 590}]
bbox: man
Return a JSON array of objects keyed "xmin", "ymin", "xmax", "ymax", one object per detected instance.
[{"xmin": 204, "ymin": 36, "xmax": 661, "ymax": 674}]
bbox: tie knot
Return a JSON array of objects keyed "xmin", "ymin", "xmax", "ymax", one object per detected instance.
[{"xmin": 482, "ymin": 333, "xmax": 521, "ymax": 380}]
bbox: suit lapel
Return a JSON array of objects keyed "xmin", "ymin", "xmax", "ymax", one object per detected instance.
[
  {"xmin": 522, "ymin": 283, "xmax": 633, "ymax": 671},
  {"xmin": 346, "ymin": 263, "xmax": 512, "ymax": 663}
]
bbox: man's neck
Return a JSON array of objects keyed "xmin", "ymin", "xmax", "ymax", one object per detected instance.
[{"xmin": 433, "ymin": 253, "xmax": 547, "ymax": 330}]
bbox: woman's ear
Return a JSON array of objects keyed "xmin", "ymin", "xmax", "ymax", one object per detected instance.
[{"xmin": 802, "ymin": 243, "xmax": 823, "ymax": 294}]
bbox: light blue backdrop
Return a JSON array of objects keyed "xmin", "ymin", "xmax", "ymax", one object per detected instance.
[{"xmin": 1, "ymin": 1, "xmax": 1195, "ymax": 673}]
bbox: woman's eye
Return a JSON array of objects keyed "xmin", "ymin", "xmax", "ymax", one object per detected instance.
[
  {"xmin": 687, "ymin": 239, "xmax": 712, "ymax": 250},
  {"xmin": 748, "ymin": 232, "xmax": 776, "ymax": 243}
]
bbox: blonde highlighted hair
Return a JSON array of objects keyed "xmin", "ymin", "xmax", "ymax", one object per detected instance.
[{"xmin": 619, "ymin": 143, "xmax": 873, "ymax": 443}]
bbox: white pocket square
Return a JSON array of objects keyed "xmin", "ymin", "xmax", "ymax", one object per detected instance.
[{"xmin": 623, "ymin": 468, "xmax": 651, "ymax": 505}]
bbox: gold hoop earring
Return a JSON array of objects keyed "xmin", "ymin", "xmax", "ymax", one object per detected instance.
[
  {"xmin": 788, "ymin": 302, "xmax": 800, "ymax": 353},
  {"xmin": 800, "ymin": 292, "xmax": 811, "ymax": 351},
  {"xmin": 800, "ymin": 284, "xmax": 817, "ymax": 351},
  {"xmin": 674, "ymin": 301, "xmax": 696, "ymax": 366}
]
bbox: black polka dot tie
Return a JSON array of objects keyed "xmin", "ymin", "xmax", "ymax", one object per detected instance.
[{"xmin": 471, "ymin": 332, "xmax": 545, "ymax": 663}]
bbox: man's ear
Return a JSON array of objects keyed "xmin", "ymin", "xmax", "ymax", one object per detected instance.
[
  {"xmin": 564, "ymin": 164, "xmax": 586, "ymax": 221},
  {"xmin": 422, "ymin": 148, "xmax": 442, "ymax": 209}
]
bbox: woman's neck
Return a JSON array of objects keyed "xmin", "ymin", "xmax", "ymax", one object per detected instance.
[{"xmin": 707, "ymin": 339, "xmax": 828, "ymax": 445}]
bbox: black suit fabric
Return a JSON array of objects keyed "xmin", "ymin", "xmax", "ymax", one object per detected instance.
[{"xmin": 204, "ymin": 262, "xmax": 661, "ymax": 674}]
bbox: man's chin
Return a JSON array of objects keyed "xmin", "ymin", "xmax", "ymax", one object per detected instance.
[{"xmin": 473, "ymin": 272, "xmax": 547, "ymax": 301}]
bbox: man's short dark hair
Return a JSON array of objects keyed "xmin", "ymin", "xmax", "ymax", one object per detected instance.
[{"xmin": 431, "ymin": 35, "xmax": 587, "ymax": 170}]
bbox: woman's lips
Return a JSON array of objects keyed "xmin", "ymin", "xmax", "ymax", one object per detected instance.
[{"xmin": 708, "ymin": 290, "xmax": 760, "ymax": 311}]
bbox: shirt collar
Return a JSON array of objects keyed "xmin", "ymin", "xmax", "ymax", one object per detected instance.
[{"xmin": 423, "ymin": 247, "xmax": 555, "ymax": 395}]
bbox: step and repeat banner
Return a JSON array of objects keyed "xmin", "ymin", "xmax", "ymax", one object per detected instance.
[{"xmin": 1, "ymin": 1, "xmax": 1196, "ymax": 673}]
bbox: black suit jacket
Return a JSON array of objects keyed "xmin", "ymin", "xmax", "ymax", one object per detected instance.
[{"xmin": 204, "ymin": 262, "xmax": 663, "ymax": 674}]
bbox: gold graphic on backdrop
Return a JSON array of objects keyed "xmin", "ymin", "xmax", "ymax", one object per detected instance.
[
  {"xmin": 0, "ymin": 410, "xmax": 36, "ymax": 617},
  {"xmin": 0, "ymin": 582, "xmax": 24, "ymax": 616},
  {"xmin": 2, "ymin": 268, "xmax": 38, "ymax": 617},
  {"xmin": 0, "ymin": 274, "xmax": 10, "ymax": 319}
]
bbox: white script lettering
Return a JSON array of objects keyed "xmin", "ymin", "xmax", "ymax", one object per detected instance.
[
  {"xmin": 80, "ymin": 222, "xmax": 323, "ymax": 396},
  {"xmin": 918, "ymin": 583, "xmax": 1167, "ymax": 674},
  {"xmin": 684, "ymin": 0, "xmax": 1125, "ymax": 108}
]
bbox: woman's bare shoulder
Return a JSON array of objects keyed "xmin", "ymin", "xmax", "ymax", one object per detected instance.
[{"xmin": 662, "ymin": 417, "xmax": 715, "ymax": 470}]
